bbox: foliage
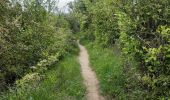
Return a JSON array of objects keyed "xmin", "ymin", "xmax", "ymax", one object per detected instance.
[
  {"xmin": 72, "ymin": 0, "xmax": 170, "ymax": 99},
  {"xmin": 0, "ymin": 0, "xmax": 77, "ymax": 92},
  {"xmin": 0, "ymin": 54, "xmax": 85, "ymax": 100},
  {"xmin": 72, "ymin": 0, "xmax": 119, "ymax": 47},
  {"xmin": 117, "ymin": 1, "xmax": 170, "ymax": 99}
]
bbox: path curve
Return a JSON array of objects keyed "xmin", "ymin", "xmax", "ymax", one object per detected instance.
[{"xmin": 78, "ymin": 43, "xmax": 105, "ymax": 100}]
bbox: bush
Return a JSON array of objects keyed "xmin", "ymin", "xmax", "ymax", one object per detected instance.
[
  {"xmin": 0, "ymin": 1, "xmax": 77, "ymax": 91},
  {"xmin": 72, "ymin": 0, "xmax": 170, "ymax": 99}
]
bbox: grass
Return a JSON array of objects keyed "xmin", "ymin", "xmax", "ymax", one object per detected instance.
[
  {"xmin": 1, "ymin": 54, "xmax": 85, "ymax": 100},
  {"xmin": 85, "ymin": 43, "xmax": 126, "ymax": 99}
]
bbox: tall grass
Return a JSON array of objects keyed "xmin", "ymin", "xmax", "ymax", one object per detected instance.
[
  {"xmin": 1, "ymin": 54, "xmax": 85, "ymax": 100},
  {"xmin": 85, "ymin": 43, "xmax": 126, "ymax": 99},
  {"xmin": 55, "ymin": 54, "xmax": 86, "ymax": 100}
]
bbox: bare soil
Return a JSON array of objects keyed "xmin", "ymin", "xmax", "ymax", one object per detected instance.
[{"xmin": 78, "ymin": 43, "xmax": 105, "ymax": 100}]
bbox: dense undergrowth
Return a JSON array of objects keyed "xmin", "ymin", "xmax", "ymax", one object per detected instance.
[
  {"xmin": 1, "ymin": 0, "xmax": 170, "ymax": 99},
  {"xmin": 85, "ymin": 42, "xmax": 125, "ymax": 99},
  {"xmin": 0, "ymin": 0, "xmax": 83, "ymax": 99},
  {"xmin": 0, "ymin": 54, "xmax": 85, "ymax": 100},
  {"xmin": 72, "ymin": 0, "xmax": 170, "ymax": 99},
  {"xmin": 0, "ymin": 0, "xmax": 78, "ymax": 92}
]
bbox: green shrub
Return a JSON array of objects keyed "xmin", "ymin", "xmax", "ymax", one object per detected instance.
[
  {"xmin": 73, "ymin": 0, "xmax": 170, "ymax": 99},
  {"xmin": 0, "ymin": 0, "xmax": 77, "ymax": 91}
]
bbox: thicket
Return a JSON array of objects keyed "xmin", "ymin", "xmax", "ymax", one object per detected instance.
[
  {"xmin": 1, "ymin": 54, "xmax": 85, "ymax": 100},
  {"xmin": 72, "ymin": 0, "xmax": 170, "ymax": 99},
  {"xmin": 0, "ymin": 0, "xmax": 77, "ymax": 92}
]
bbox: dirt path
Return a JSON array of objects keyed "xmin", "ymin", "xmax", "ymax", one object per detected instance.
[{"xmin": 78, "ymin": 43, "xmax": 105, "ymax": 100}]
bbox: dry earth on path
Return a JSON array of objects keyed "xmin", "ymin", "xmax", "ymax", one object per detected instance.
[{"xmin": 78, "ymin": 43, "xmax": 105, "ymax": 100}]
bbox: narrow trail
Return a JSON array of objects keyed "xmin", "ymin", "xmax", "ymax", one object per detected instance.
[{"xmin": 78, "ymin": 43, "xmax": 105, "ymax": 100}]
